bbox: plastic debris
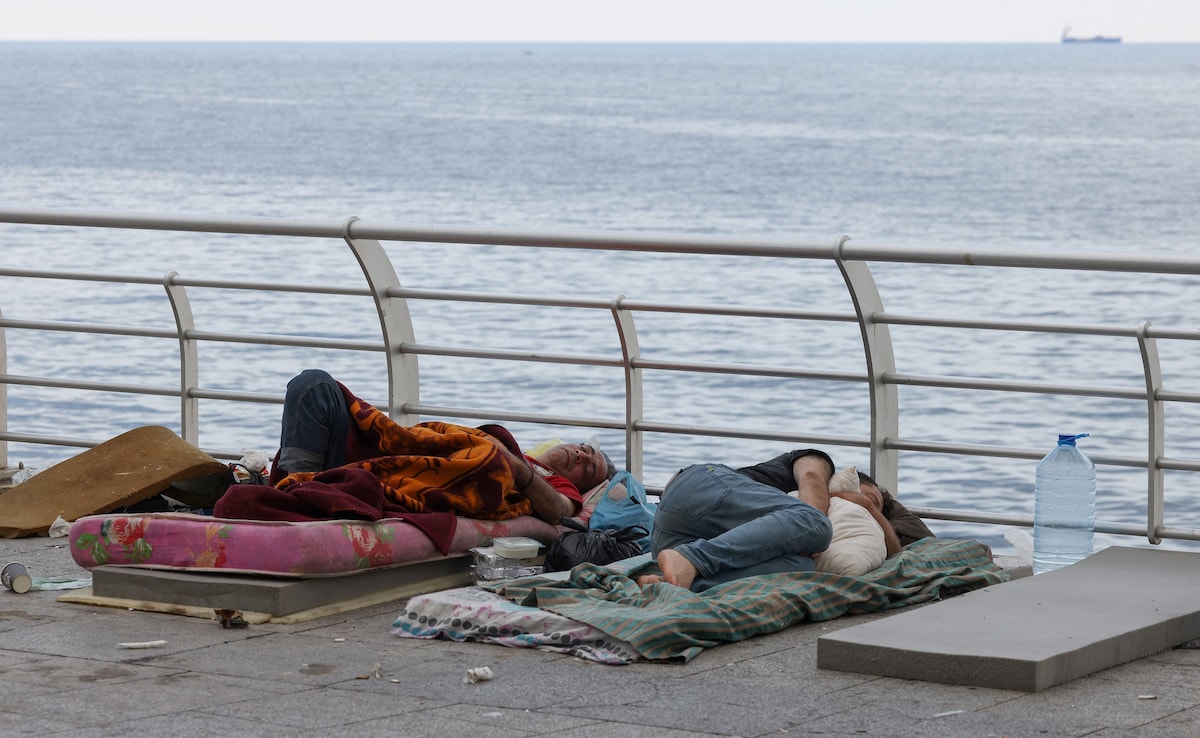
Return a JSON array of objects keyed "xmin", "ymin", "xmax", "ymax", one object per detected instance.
[
  {"xmin": 11, "ymin": 465, "xmax": 38, "ymax": 485},
  {"xmin": 232, "ymin": 450, "xmax": 271, "ymax": 481},
  {"xmin": 1004, "ymin": 529, "xmax": 1034, "ymax": 566},
  {"xmin": 118, "ymin": 640, "xmax": 167, "ymax": 649},
  {"xmin": 463, "ymin": 666, "xmax": 494, "ymax": 684},
  {"xmin": 48, "ymin": 515, "xmax": 72, "ymax": 538},
  {"xmin": 1138, "ymin": 694, "xmax": 1158, "ymax": 700},
  {"xmin": 29, "ymin": 576, "xmax": 92, "ymax": 592}
]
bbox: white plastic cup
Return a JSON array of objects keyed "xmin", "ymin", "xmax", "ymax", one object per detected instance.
[{"xmin": 2, "ymin": 562, "xmax": 32, "ymax": 594}]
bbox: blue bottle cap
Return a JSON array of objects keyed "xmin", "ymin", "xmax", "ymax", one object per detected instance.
[{"xmin": 1058, "ymin": 433, "xmax": 1089, "ymax": 445}]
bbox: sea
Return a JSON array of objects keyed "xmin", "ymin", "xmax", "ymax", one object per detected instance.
[{"xmin": 2, "ymin": 42, "xmax": 1200, "ymax": 556}]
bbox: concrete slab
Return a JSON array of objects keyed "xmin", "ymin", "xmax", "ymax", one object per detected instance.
[
  {"xmin": 86, "ymin": 556, "xmax": 472, "ymax": 616},
  {"xmin": 817, "ymin": 545, "xmax": 1200, "ymax": 692}
]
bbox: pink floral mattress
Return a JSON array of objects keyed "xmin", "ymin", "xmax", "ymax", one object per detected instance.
[{"xmin": 68, "ymin": 512, "xmax": 564, "ymax": 577}]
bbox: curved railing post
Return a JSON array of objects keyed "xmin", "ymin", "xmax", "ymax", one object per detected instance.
[
  {"xmin": 1138, "ymin": 321, "xmax": 1165, "ymax": 544},
  {"xmin": 0, "ymin": 305, "xmax": 7, "ymax": 469},
  {"xmin": 342, "ymin": 217, "xmax": 420, "ymax": 424},
  {"xmin": 163, "ymin": 271, "xmax": 200, "ymax": 445},
  {"xmin": 836, "ymin": 236, "xmax": 900, "ymax": 494},
  {"xmin": 610, "ymin": 295, "xmax": 643, "ymax": 478}
]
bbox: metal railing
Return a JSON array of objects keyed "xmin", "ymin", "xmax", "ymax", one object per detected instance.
[{"xmin": 3, "ymin": 206, "xmax": 1200, "ymax": 548}]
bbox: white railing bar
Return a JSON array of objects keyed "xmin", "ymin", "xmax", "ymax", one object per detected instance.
[
  {"xmin": 170, "ymin": 277, "xmax": 368, "ymax": 297},
  {"xmin": 0, "ymin": 430, "xmax": 246, "ymax": 463},
  {"xmin": 910, "ymin": 507, "xmax": 1175, "ymax": 538},
  {"xmin": 1150, "ymin": 456, "xmax": 1200, "ymax": 473},
  {"xmin": 185, "ymin": 388, "xmax": 281, "ymax": 404},
  {"xmin": 886, "ymin": 372, "xmax": 1148, "ymax": 400},
  {"xmin": 891, "ymin": 373, "xmax": 1200, "ymax": 406},
  {"xmin": 0, "ymin": 431, "xmax": 117, "ymax": 450},
  {"xmin": 0, "ymin": 319, "xmax": 383, "ymax": 352},
  {"xmin": 404, "ymin": 345, "xmax": 624, "ymax": 368},
  {"xmin": 607, "ymin": 301, "xmax": 856, "ymax": 322},
  {"xmin": 0, "ymin": 266, "xmax": 859, "ymax": 324},
  {"xmin": 186, "ymin": 331, "xmax": 382, "ymax": 351},
  {"xmin": 0, "ymin": 375, "xmax": 183, "ymax": 397},
  {"xmin": 402, "ymin": 403, "xmax": 621, "ymax": 431},
  {"xmin": 632, "ymin": 358, "xmax": 865, "ymax": 382},
  {"xmin": 0, "ymin": 207, "xmax": 855, "ymax": 256},
  {"xmin": 393, "ymin": 287, "xmax": 860, "ymax": 323},
  {"xmin": 879, "ymin": 312, "xmax": 1148, "ymax": 338},
  {"xmin": 403, "ymin": 343, "xmax": 869, "ymax": 383},
  {"xmin": 888, "ymin": 438, "xmax": 1162, "ymax": 469},
  {"xmin": 0, "ymin": 374, "xmax": 282, "ymax": 406},
  {"xmin": 9, "ymin": 207, "xmax": 1200, "ymax": 275},
  {"xmin": 631, "ymin": 420, "xmax": 867, "ymax": 449},
  {"xmin": 0, "ymin": 318, "xmax": 182, "ymax": 340},
  {"xmin": 884, "ymin": 313, "xmax": 1200, "ymax": 345},
  {"xmin": 0, "ymin": 266, "xmax": 376, "ymax": 298},
  {"xmin": 913, "ymin": 506, "xmax": 1200, "ymax": 543},
  {"xmin": 844, "ymin": 244, "xmax": 1200, "ymax": 275}
]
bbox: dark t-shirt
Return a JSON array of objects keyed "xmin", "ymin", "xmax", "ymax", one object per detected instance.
[{"xmin": 736, "ymin": 449, "xmax": 935, "ymax": 548}]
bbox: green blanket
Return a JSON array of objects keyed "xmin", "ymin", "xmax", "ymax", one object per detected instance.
[{"xmin": 483, "ymin": 538, "xmax": 1007, "ymax": 662}]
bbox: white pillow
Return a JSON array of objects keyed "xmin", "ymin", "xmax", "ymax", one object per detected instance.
[{"xmin": 815, "ymin": 496, "xmax": 887, "ymax": 576}]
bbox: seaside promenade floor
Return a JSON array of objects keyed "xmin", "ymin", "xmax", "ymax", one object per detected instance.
[{"xmin": 4, "ymin": 533, "xmax": 1200, "ymax": 737}]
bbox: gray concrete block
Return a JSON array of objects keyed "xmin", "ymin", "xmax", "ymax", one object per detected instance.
[
  {"xmin": 817, "ymin": 546, "xmax": 1200, "ymax": 692},
  {"xmin": 90, "ymin": 556, "xmax": 472, "ymax": 616}
]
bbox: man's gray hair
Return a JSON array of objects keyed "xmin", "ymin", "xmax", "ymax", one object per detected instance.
[{"xmin": 584, "ymin": 437, "xmax": 618, "ymax": 480}]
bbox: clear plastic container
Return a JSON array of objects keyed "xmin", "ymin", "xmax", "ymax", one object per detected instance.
[
  {"xmin": 469, "ymin": 547, "xmax": 544, "ymax": 583},
  {"xmin": 492, "ymin": 537, "xmax": 542, "ymax": 559}
]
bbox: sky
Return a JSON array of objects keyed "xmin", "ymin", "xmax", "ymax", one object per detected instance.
[{"xmin": 1, "ymin": 0, "xmax": 1197, "ymax": 43}]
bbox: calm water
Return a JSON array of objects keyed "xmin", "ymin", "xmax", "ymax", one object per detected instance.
[{"xmin": 3, "ymin": 42, "xmax": 1200, "ymax": 553}]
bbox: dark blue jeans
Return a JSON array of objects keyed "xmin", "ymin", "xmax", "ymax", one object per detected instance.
[
  {"xmin": 276, "ymin": 369, "xmax": 351, "ymax": 475},
  {"xmin": 652, "ymin": 463, "xmax": 832, "ymax": 591}
]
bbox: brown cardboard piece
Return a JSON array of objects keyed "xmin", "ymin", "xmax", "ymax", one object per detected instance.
[{"xmin": 0, "ymin": 426, "xmax": 229, "ymax": 538}]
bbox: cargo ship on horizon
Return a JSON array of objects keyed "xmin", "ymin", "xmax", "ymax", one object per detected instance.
[{"xmin": 1061, "ymin": 26, "xmax": 1122, "ymax": 43}]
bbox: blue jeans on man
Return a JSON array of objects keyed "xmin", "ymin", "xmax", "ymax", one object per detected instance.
[
  {"xmin": 276, "ymin": 368, "xmax": 351, "ymax": 475},
  {"xmin": 652, "ymin": 463, "xmax": 833, "ymax": 591}
]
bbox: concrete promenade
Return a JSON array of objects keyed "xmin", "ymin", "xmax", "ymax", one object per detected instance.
[{"xmin": 3, "ymin": 533, "xmax": 1200, "ymax": 737}]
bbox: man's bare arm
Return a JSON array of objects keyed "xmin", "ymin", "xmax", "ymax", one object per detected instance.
[
  {"xmin": 831, "ymin": 490, "xmax": 903, "ymax": 556},
  {"xmin": 490, "ymin": 441, "xmax": 573, "ymax": 523},
  {"xmin": 791, "ymin": 454, "xmax": 832, "ymax": 514}
]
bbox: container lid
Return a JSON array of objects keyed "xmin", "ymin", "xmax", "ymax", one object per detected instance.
[{"xmin": 492, "ymin": 536, "xmax": 542, "ymax": 559}]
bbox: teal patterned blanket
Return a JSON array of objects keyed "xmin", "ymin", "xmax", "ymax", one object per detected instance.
[{"xmin": 482, "ymin": 538, "xmax": 1007, "ymax": 662}]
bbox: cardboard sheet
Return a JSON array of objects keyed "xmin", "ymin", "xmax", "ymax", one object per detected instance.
[{"xmin": 0, "ymin": 426, "xmax": 228, "ymax": 537}]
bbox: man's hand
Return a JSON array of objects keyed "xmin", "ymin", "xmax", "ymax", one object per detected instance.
[{"xmin": 833, "ymin": 488, "xmax": 902, "ymax": 557}]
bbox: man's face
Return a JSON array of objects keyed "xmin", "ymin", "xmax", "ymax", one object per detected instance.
[
  {"xmin": 538, "ymin": 443, "xmax": 608, "ymax": 491},
  {"xmin": 858, "ymin": 482, "xmax": 884, "ymax": 512}
]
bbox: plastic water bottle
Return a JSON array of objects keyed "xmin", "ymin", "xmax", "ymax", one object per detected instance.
[{"xmin": 1032, "ymin": 433, "xmax": 1096, "ymax": 575}]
